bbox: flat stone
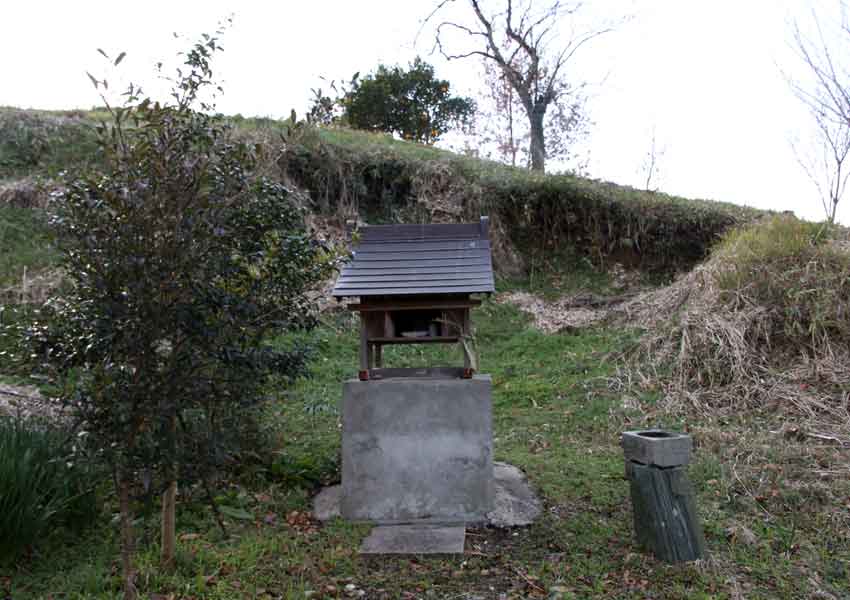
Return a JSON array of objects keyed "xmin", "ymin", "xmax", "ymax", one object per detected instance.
[
  {"xmin": 486, "ymin": 462, "xmax": 542, "ymax": 528},
  {"xmin": 312, "ymin": 461, "xmax": 541, "ymax": 528},
  {"xmin": 359, "ymin": 524, "xmax": 466, "ymax": 554},
  {"xmin": 313, "ymin": 485, "xmax": 341, "ymax": 521}
]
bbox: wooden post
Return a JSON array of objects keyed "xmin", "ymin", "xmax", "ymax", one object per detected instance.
[
  {"xmin": 462, "ymin": 308, "xmax": 473, "ymax": 378},
  {"xmin": 161, "ymin": 415, "xmax": 178, "ymax": 569},
  {"xmin": 374, "ymin": 344, "xmax": 383, "ymax": 368},
  {"xmin": 627, "ymin": 463, "xmax": 706, "ymax": 563},
  {"xmin": 622, "ymin": 430, "xmax": 705, "ymax": 563},
  {"xmin": 479, "ymin": 215, "xmax": 489, "ymax": 240},
  {"xmin": 118, "ymin": 473, "xmax": 138, "ymax": 600},
  {"xmin": 161, "ymin": 480, "xmax": 177, "ymax": 567},
  {"xmin": 359, "ymin": 319, "xmax": 369, "ymax": 381}
]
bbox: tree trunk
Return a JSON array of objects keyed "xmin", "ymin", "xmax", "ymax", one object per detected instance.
[
  {"xmin": 161, "ymin": 480, "xmax": 177, "ymax": 568},
  {"xmin": 118, "ymin": 474, "xmax": 138, "ymax": 600},
  {"xmin": 507, "ymin": 82, "xmax": 517, "ymax": 167},
  {"xmin": 529, "ymin": 106, "xmax": 546, "ymax": 172},
  {"xmin": 161, "ymin": 415, "xmax": 177, "ymax": 569}
]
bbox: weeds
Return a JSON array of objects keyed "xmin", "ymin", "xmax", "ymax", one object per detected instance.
[
  {"xmin": 0, "ymin": 416, "xmax": 97, "ymax": 561},
  {"xmin": 0, "ymin": 205, "xmax": 60, "ymax": 307}
]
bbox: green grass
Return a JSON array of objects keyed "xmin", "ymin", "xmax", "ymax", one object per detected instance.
[
  {"xmin": 1, "ymin": 106, "xmax": 845, "ymax": 598},
  {"xmin": 5, "ymin": 299, "xmax": 848, "ymax": 599},
  {"xmin": 0, "ymin": 108, "xmax": 101, "ymax": 179},
  {"xmin": 0, "ymin": 416, "xmax": 98, "ymax": 562},
  {"xmin": 0, "ymin": 204, "xmax": 57, "ymax": 288},
  {"xmin": 0, "ymin": 106, "xmax": 767, "ymax": 274}
]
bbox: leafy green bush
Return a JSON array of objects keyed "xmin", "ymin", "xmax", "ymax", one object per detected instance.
[
  {"xmin": 0, "ymin": 416, "xmax": 97, "ymax": 561},
  {"xmin": 5, "ymin": 30, "xmax": 339, "ymax": 592},
  {"xmin": 340, "ymin": 57, "xmax": 475, "ymax": 143}
]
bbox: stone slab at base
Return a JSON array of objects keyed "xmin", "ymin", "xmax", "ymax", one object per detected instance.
[
  {"xmin": 314, "ymin": 461, "xmax": 541, "ymax": 528},
  {"xmin": 359, "ymin": 524, "xmax": 466, "ymax": 555},
  {"xmin": 342, "ymin": 375, "xmax": 493, "ymax": 523},
  {"xmin": 487, "ymin": 462, "xmax": 542, "ymax": 528}
]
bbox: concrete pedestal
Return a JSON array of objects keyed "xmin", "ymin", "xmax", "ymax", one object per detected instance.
[{"xmin": 341, "ymin": 375, "xmax": 493, "ymax": 523}]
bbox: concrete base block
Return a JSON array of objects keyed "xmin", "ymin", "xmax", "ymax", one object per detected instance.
[
  {"xmin": 341, "ymin": 375, "xmax": 493, "ymax": 523},
  {"xmin": 621, "ymin": 429, "xmax": 692, "ymax": 468}
]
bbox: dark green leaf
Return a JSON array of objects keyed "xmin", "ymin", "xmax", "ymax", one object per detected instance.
[{"xmin": 218, "ymin": 505, "xmax": 253, "ymax": 521}]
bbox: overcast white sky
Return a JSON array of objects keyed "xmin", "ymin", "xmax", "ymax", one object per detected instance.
[{"xmin": 2, "ymin": 0, "xmax": 847, "ymax": 224}]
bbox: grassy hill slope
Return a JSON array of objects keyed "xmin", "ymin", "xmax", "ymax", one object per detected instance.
[
  {"xmin": 1, "ymin": 107, "xmax": 848, "ymax": 599},
  {"xmin": 1, "ymin": 107, "xmax": 766, "ymax": 279}
]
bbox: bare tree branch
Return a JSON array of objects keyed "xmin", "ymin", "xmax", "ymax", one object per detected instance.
[
  {"xmin": 787, "ymin": 2, "xmax": 850, "ymax": 223},
  {"xmin": 422, "ymin": 0, "xmax": 623, "ymax": 172}
]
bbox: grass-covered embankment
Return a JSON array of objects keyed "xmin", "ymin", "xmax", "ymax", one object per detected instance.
[
  {"xmin": 280, "ymin": 125, "xmax": 765, "ymax": 273},
  {"xmin": 0, "ymin": 204, "xmax": 57, "ymax": 293},
  {"xmin": 1, "ymin": 107, "xmax": 766, "ymax": 276}
]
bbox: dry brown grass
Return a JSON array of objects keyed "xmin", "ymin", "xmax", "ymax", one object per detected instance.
[
  {"xmin": 610, "ymin": 216, "xmax": 850, "ymax": 537},
  {"xmin": 0, "ymin": 267, "xmax": 64, "ymax": 305},
  {"xmin": 0, "ymin": 177, "xmax": 54, "ymax": 209},
  {"xmin": 618, "ymin": 217, "xmax": 848, "ymax": 432}
]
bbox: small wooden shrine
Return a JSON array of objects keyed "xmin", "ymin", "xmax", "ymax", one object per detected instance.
[{"xmin": 332, "ymin": 217, "xmax": 495, "ymax": 381}]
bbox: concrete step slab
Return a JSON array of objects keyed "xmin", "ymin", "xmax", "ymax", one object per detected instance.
[{"xmin": 359, "ymin": 524, "xmax": 466, "ymax": 555}]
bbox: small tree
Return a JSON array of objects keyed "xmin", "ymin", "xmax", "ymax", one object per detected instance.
[
  {"xmin": 475, "ymin": 56, "xmax": 526, "ymax": 166},
  {"xmin": 341, "ymin": 57, "xmax": 475, "ymax": 143},
  {"xmin": 16, "ymin": 31, "xmax": 335, "ymax": 599},
  {"xmin": 788, "ymin": 4, "xmax": 850, "ymax": 223},
  {"xmin": 474, "ymin": 52, "xmax": 589, "ymax": 170},
  {"xmin": 639, "ymin": 125, "xmax": 666, "ymax": 192}
]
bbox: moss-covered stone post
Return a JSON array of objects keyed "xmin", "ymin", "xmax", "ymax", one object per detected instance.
[{"xmin": 622, "ymin": 429, "xmax": 706, "ymax": 563}]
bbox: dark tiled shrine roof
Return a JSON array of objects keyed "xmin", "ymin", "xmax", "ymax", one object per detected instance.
[{"xmin": 331, "ymin": 218, "xmax": 495, "ymax": 298}]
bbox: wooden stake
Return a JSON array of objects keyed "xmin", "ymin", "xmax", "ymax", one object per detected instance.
[
  {"xmin": 161, "ymin": 480, "xmax": 177, "ymax": 568},
  {"xmin": 628, "ymin": 462, "xmax": 706, "ymax": 563},
  {"xmin": 161, "ymin": 415, "xmax": 177, "ymax": 569},
  {"xmin": 119, "ymin": 475, "xmax": 138, "ymax": 600}
]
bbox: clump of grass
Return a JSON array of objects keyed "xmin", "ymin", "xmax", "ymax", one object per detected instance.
[
  {"xmin": 0, "ymin": 108, "xmax": 100, "ymax": 178},
  {"xmin": 713, "ymin": 216, "xmax": 849, "ymax": 350},
  {"xmin": 0, "ymin": 416, "xmax": 98, "ymax": 561},
  {"xmin": 629, "ymin": 215, "xmax": 850, "ymax": 438},
  {"xmin": 0, "ymin": 204, "xmax": 59, "ymax": 294}
]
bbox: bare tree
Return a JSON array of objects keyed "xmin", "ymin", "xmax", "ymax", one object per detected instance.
[
  {"xmin": 425, "ymin": 0, "xmax": 619, "ymax": 172},
  {"xmin": 640, "ymin": 125, "xmax": 665, "ymax": 192},
  {"xmin": 788, "ymin": 3, "xmax": 850, "ymax": 223},
  {"xmin": 478, "ymin": 57, "xmax": 524, "ymax": 166}
]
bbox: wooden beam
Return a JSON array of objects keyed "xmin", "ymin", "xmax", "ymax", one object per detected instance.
[
  {"xmin": 368, "ymin": 336, "xmax": 460, "ymax": 345},
  {"xmin": 359, "ymin": 324, "xmax": 369, "ymax": 375},
  {"xmin": 350, "ymin": 299, "xmax": 481, "ymax": 312},
  {"xmin": 368, "ymin": 367, "xmax": 465, "ymax": 380}
]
